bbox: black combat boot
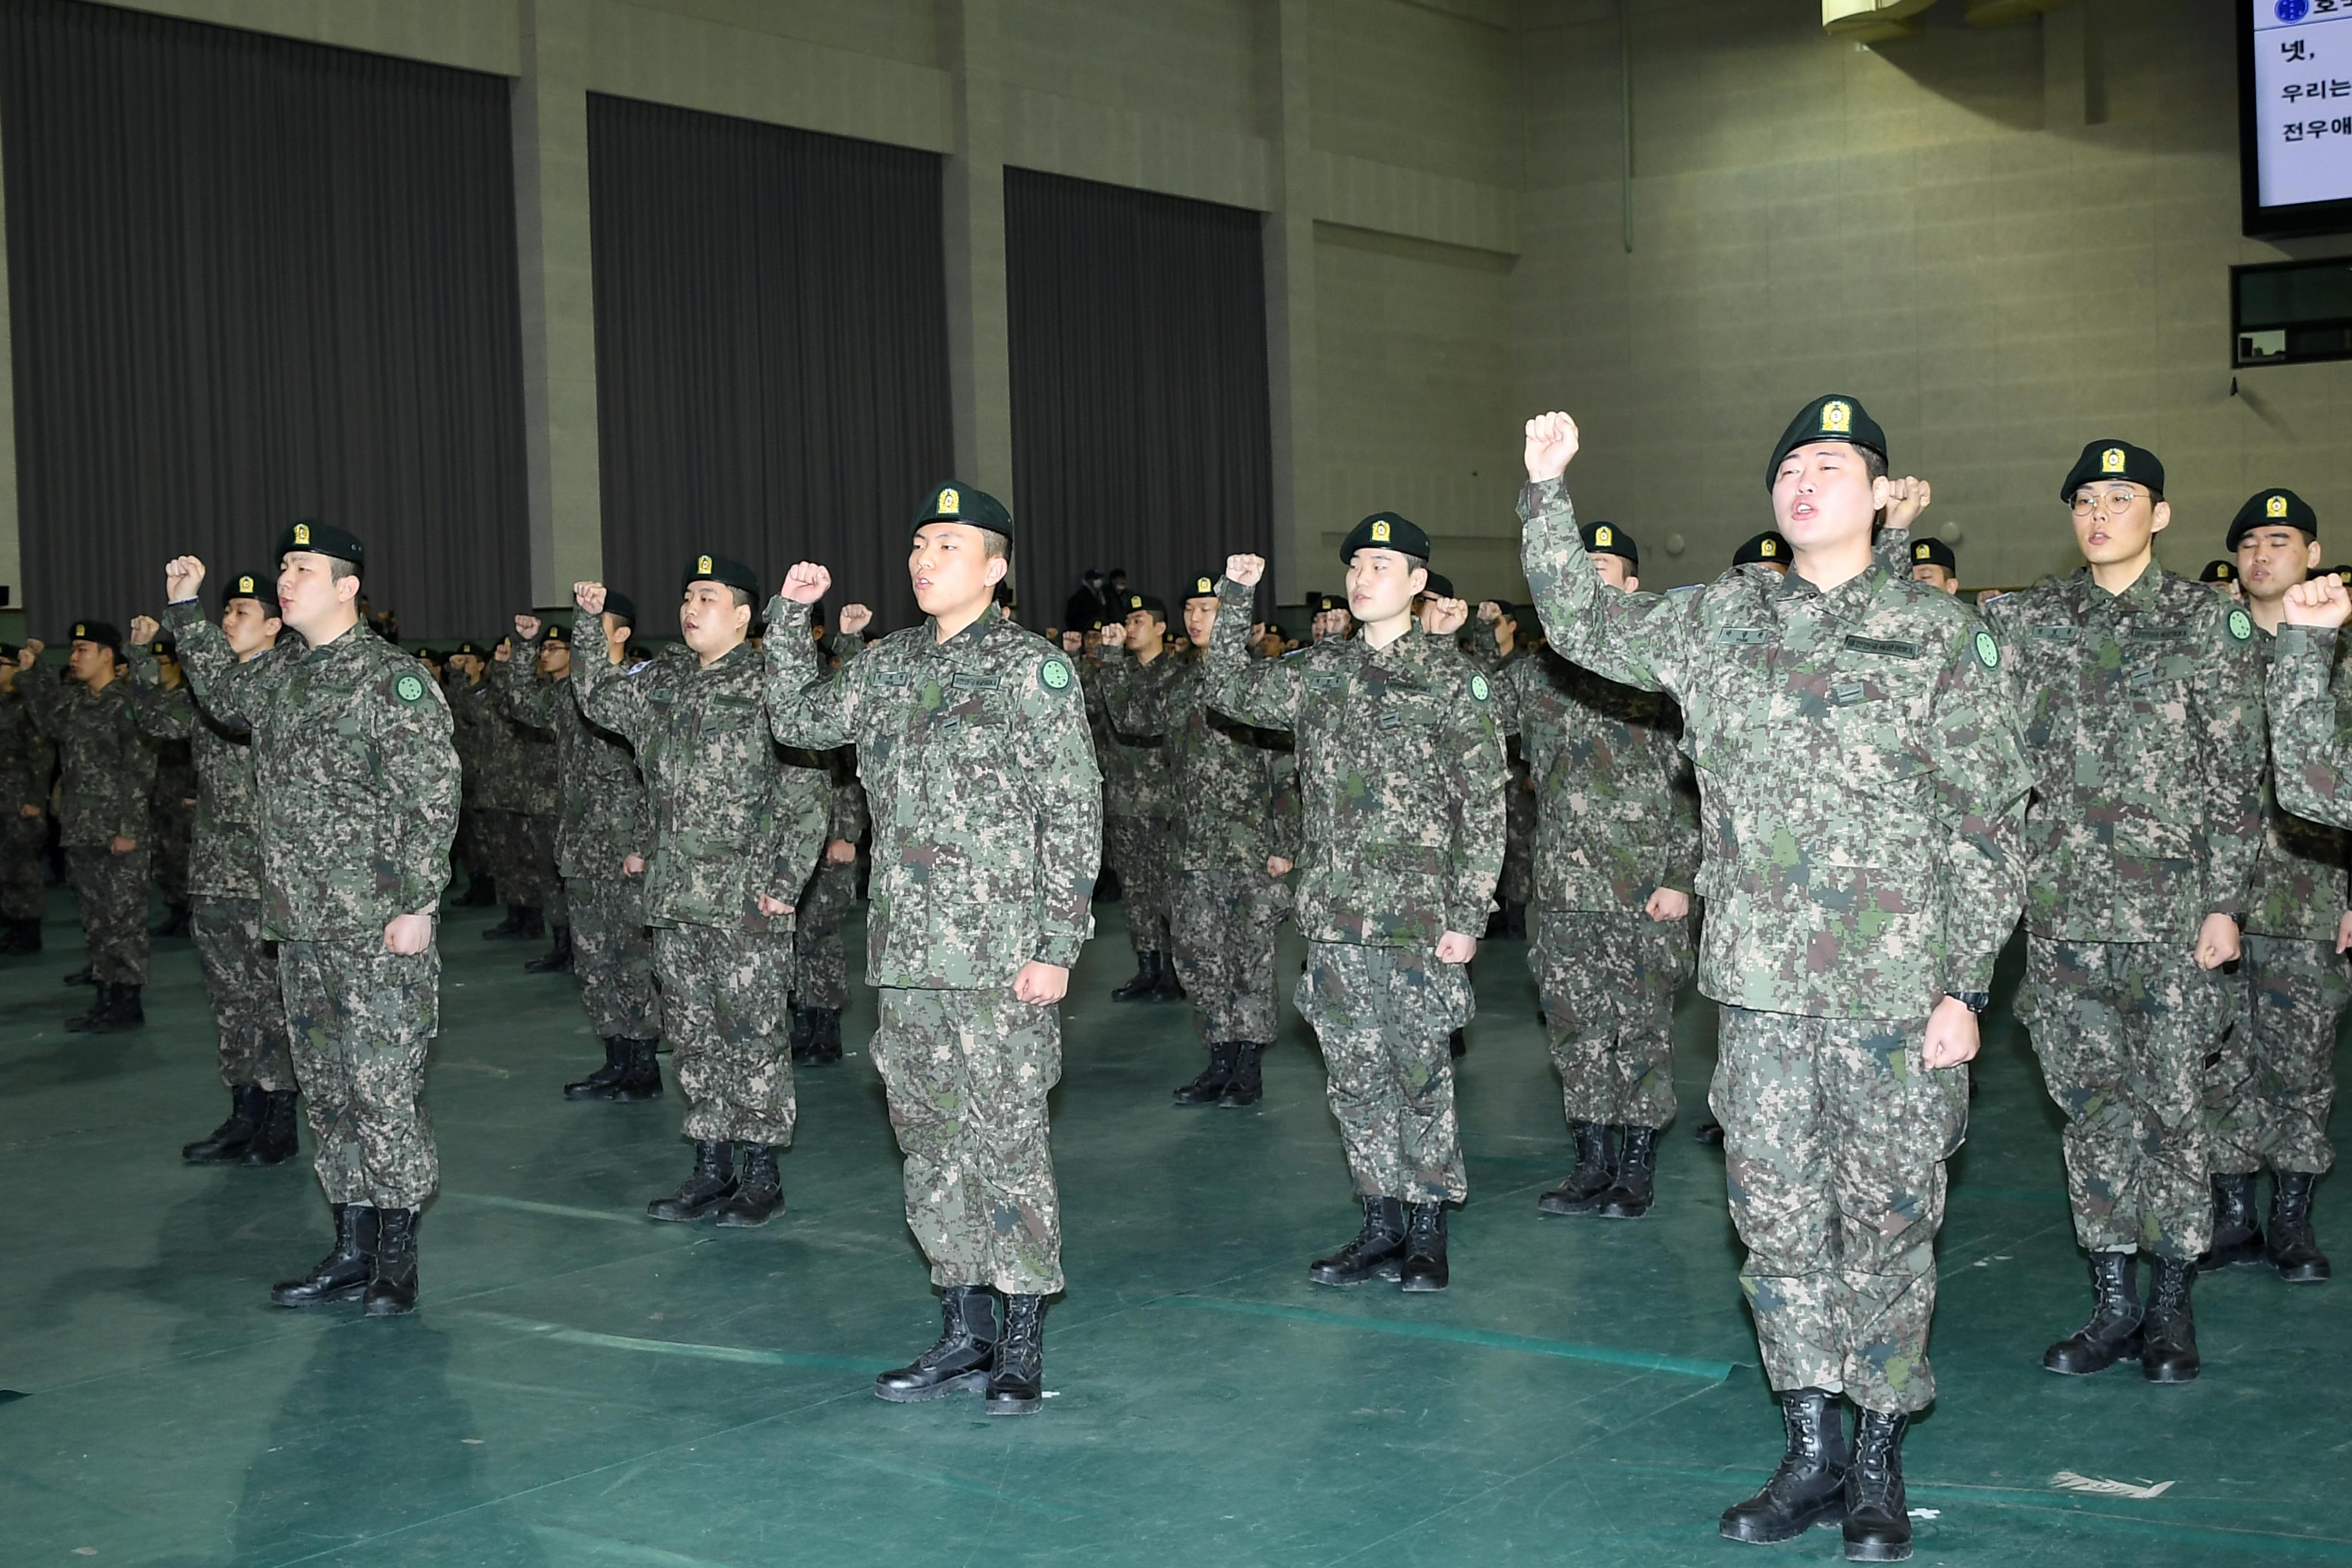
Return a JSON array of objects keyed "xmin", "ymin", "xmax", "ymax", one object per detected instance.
[
  {"xmin": 2270, "ymin": 1172, "xmax": 2331, "ymax": 1284},
  {"xmin": 1309, "ymin": 1195, "xmax": 1409, "ymax": 1286},
  {"xmin": 1719, "ymin": 1387, "xmax": 1850, "ymax": 1544},
  {"xmin": 518, "ymin": 906, "xmax": 545, "ymax": 939},
  {"xmin": 1172, "ymin": 1041, "xmax": 1237, "ymax": 1106},
  {"xmin": 1110, "ymin": 950, "xmax": 1162, "ymax": 1002},
  {"xmin": 646, "ymin": 1141, "xmax": 736, "ymax": 1222},
  {"xmin": 183, "ymin": 1084, "xmax": 264, "ymax": 1163},
  {"xmin": 564, "ymin": 1038, "xmax": 629, "ymax": 1100},
  {"xmin": 364, "ymin": 1209, "xmax": 420, "ymax": 1317},
  {"xmin": 483, "ymin": 903, "xmax": 528, "ymax": 938},
  {"xmin": 2140, "ymin": 1258, "xmax": 2200, "ymax": 1384},
  {"xmin": 788, "ymin": 1004, "xmax": 818, "ymax": 1064},
  {"xmin": 1449, "ymin": 1029, "xmax": 1467, "ymax": 1058},
  {"xmin": 61, "ymin": 962, "xmax": 92, "ymax": 985},
  {"xmin": 1504, "ymin": 899, "xmax": 1527, "ymax": 939},
  {"xmin": 1400, "ymin": 1202, "xmax": 1449, "ymax": 1292},
  {"xmin": 2199, "ymin": 1172, "xmax": 2266, "ymax": 1269},
  {"xmin": 0, "ymin": 918, "xmax": 24, "ymax": 954},
  {"xmin": 808, "ymin": 1007, "xmax": 844, "ymax": 1064},
  {"xmin": 1218, "ymin": 1043, "xmax": 1266, "ymax": 1108},
  {"xmin": 985, "ymin": 1293, "xmax": 1045, "ymax": 1416},
  {"xmin": 523, "ymin": 923, "xmax": 573, "ymax": 974},
  {"xmin": 271, "ymin": 1204, "xmax": 377, "ymax": 1307},
  {"xmin": 610, "ymin": 1039, "xmax": 664, "ymax": 1102},
  {"xmin": 714, "ymin": 1144, "xmax": 783, "ymax": 1227},
  {"xmin": 2043, "ymin": 1251, "xmax": 2142, "ymax": 1375},
  {"xmin": 1596, "ymin": 1126, "xmax": 1659, "ymax": 1219},
  {"xmin": 153, "ymin": 901, "xmax": 190, "ymax": 938},
  {"xmin": 1842, "ymin": 1409, "xmax": 1912, "ymax": 1562},
  {"xmin": 1539, "ymin": 1122, "xmax": 1617, "ymax": 1216},
  {"xmin": 241, "ymin": 1089, "xmax": 300, "ymax": 1165},
  {"xmin": 1694, "ymin": 1117, "xmax": 1724, "ymax": 1146},
  {"xmin": 876, "ymin": 1286, "xmax": 999, "ymax": 1402},
  {"xmin": 12, "ymin": 917, "xmax": 41, "ymax": 953},
  {"xmin": 69, "ymin": 982, "xmax": 142, "ymax": 1032},
  {"xmin": 1152, "ymin": 957, "xmax": 1186, "ymax": 1002}
]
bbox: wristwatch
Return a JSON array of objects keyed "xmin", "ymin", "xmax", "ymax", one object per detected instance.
[{"xmin": 1947, "ymin": 992, "xmax": 1990, "ymax": 1015}]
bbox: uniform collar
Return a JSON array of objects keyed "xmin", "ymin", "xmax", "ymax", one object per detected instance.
[
  {"xmin": 925, "ymin": 610, "xmax": 1000, "ymax": 658},
  {"xmin": 2079, "ymin": 561, "xmax": 2163, "ymax": 610},
  {"xmin": 1777, "ymin": 562, "xmax": 1886, "ymax": 614}
]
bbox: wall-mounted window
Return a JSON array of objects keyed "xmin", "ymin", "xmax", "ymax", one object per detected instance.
[{"xmin": 2233, "ymin": 256, "xmax": 2352, "ymax": 366}]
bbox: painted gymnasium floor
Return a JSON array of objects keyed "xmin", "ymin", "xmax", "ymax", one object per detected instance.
[{"xmin": 5, "ymin": 892, "xmax": 2349, "ymax": 1566}]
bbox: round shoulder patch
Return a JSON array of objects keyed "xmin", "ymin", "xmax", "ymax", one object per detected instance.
[
  {"xmin": 394, "ymin": 672, "xmax": 427, "ymax": 703},
  {"xmin": 1972, "ymin": 629, "xmax": 2001, "ymax": 671},
  {"xmin": 2228, "ymin": 607, "xmax": 2253, "ymax": 643},
  {"xmin": 1040, "ymin": 656, "xmax": 1072, "ymax": 691},
  {"xmin": 1469, "ymin": 672, "xmax": 1491, "ymax": 701}
]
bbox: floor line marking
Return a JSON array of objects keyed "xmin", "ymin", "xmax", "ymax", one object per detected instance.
[
  {"xmin": 1150, "ymin": 1295, "xmax": 1733, "ymax": 1382},
  {"xmin": 462, "ymin": 1309, "xmax": 882, "ymax": 1373}
]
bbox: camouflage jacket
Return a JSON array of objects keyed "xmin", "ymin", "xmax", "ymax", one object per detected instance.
[
  {"xmin": 2242, "ymin": 624, "xmax": 2349, "ymax": 940},
  {"xmin": 2269, "ymin": 624, "xmax": 2352, "ymax": 831},
  {"xmin": 1492, "ymin": 646, "xmax": 1701, "ymax": 913},
  {"xmin": 484, "ymin": 654, "xmax": 561, "ymax": 814},
  {"xmin": 763, "ymin": 594, "xmax": 1101, "ymax": 989},
  {"xmin": 0, "ymin": 685, "xmax": 55, "ymax": 818},
  {"xmin": 167, "ymin": 604, "xmax": 458, "ymax": 940},
  {"xmin": 573, "ymin": 614, "xmax": 824, "ymax": 935},
  {"xmin": 504, "ymin": 631, "xmax": 652, "ymax": 879},
  {"xmin": 1097, "ymin": 643, "xmax": 1297, "ymax": 872},
  {"xmin": 1981, "ymin": 565, "xmax": 2265, "ymax": 942},
  {"xmin": 17, "ymin": 669, "xmax": 154, "ymax": 847},
  {"xmin": 1093, "ymin": 652, "xmax": 1173, "ymax": 821},
  {"xmin": 449, "ymin": 674, "xmax": 495, "ymax": 805},
  {"xmin": 1519, "ymin": 476, "xmax": 2028, "ymax": 1019},
  {"xmin": 1202, "ymin": 580, "xmax": 1505, "ymax": 947},
  {"xmin": 124, "ymin": 643, "xmax": 264, "ymax": 900}
]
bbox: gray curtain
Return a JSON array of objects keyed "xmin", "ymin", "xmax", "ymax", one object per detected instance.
[
  {"xmin": 587, "ymin": 94, "xmax": 952, "ymax": 633},
  {"xmin": 1004, "ymin": 170, "xmax": 1273, "ymax": 631},
  {"xmin": 0, "ymin": 0, "xmax": 530, "ymax": 640}
]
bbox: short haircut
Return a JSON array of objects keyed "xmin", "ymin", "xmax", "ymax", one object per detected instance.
[
  {"xmin": 323, "ymin": 555, "xmax": 360, "ymax": 585},
  {"xmin": 978, "ymin": 527, "xmax": 1010, "ymax": 562},
  {"xmin": 605, "ymin": 604, "xmax": 636, "ymax": 638},
  {"xmin": 1860, "ymin": 447, "xmax": 1888, "ymax": 483}
]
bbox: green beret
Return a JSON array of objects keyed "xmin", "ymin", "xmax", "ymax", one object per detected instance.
[
  {"xmin": 452, "ymin": 640, "xmax": 486, "ymax": 658},
  {"xmin": 2332, "ymin": 565, "xmax": 2352, "ymax": 587},
  {"xmin": 1909, "ymin": 537, "xmax": 1957, "ymax": 573},
  {"xmin": 1121, "ymin": 592, "xmax": 1167, "ymax": 618},
  {"xmin": 1582, "ymin": 520, "xmax": 1638, "ymax": 569},
  {"xmin": 680, "ymin": 551, "xmax": 761, "ymax": 598},
  {"xmin": 910, "ymin": 478, "xmax": 1012, "ymax": 538},
  {"xmin": 278, "ymin": 519, "xmax": 364, "ymax": 571},
  {"xmin": 222, "ymin": 569, "xmax": 280, "ymax": 613},
  {"xmin": 1733, "ymin": 531, "xmax": 1790, "ymax": 567},
  {"xmin": 1313, "ymin": 592, "xmax": 1346, "ymax": 614},
  {"xmin": 1183, "ymin": 571, "xmax": 1220, "ymax": 602},
  {"xmin": 2200, "ymin": 559, "xmax": 2237, "ymax": 584},
  {"xmin": 1340, "ymin": 511, "xmax": 1431, "ymax": 564},
  {"xmin": 151, "ymin": 635, "xmax": 177, "ymax": 657},
  {"xmin": 1766, "ymin": 394, "xmax": 1885, "ymax": 491},
  {"xmin": 605, "ymin": 591, "xmax": 638, "ymax": 623},
  {"xmin": 541, "ymin": 622, "xmax": 571, "ymax": 644},
  {"xmin": 70, "ymin": 619, "xmax": 122, "ymax": 651},
  {"xmin": 1424, "ymin": 571, "xmax": 1456, "ymax": 599},
  {"xmin": 2061, "ymin": 439, "xmax": 2164, "ymax": 502},
  {"xmin": 2228, "ymin": 487, "xmax": 2318, "ymax": 550}
]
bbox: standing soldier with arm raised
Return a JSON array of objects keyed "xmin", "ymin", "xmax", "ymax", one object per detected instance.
[
  {"xmin": 765, "ymin": 482, "xmax": 1101, "ymax": 1417},
  {"xmin": 1520, "ymin": 400, "xmax": 2028, "ymax": 1562},
  {"xmin": 163, "ymin": 525, "xmax": 458, "ymax": 1317}
]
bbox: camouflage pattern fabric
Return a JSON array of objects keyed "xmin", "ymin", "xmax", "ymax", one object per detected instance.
[
  {"xmin": 471, "ymin": 808, "xmax": 531, "ymax": 906},
  {"xmin": 1096, "ymin": 644, "xmax": 1298, "ymax": 872},
  {"xmin": 0, "ymin": 810, "xmax": 44, "ymax": 922},
  {"xmin": 520, "ymin": 811, "xmax": 565, "ymax": 925},
  {"xmin": 1497, "ymin": 752, "xmax": 1536, "ymax": 908},
  {"xmin": 149, "ymin": 740, "xmax": 195, "ymax": 904},
  {"xmin": 870, "ymin": 983, "xmax": 1064, "ymax": 1295},
  {"xmin": 191, "ymin": 894, "xmax": 294, "ymax": 1091},
  {"xmin": 124, "ymin": 644, "xmax": 265, "ymax": 900},
  {"xmin": 16, "ymin": 669, "xmax": 153, "ymax": 850},
  {"xmin": 654, "ymin": 923, "xmax": 794, "ymax": 1145},
  {"xmin": 65, "ymin": 844, "xmax": 150, "ymax": 984},
  {"xmin": 2268, "ymin": 625, "xmax": 2352, "ymax": 828},
  {"xmin": 1714, "ymin": 1006, "xmax": 1967, "ymax": 1416},
  {"xmin": 790, "ymin": 859, "xmax": 857, "ymax": 1011},
  {"xmin": 2242, "ymin": 634, "xmax": 2351, "ymax": 943},
  {"xmin": 2206, "ymin": 931, "xmax": 2346, "ymax": 1177},
  {"xmin": 2017, "ymin": 936, "xmax": 2220, "ymax": 1259},
  {"xmin": 570, "ymin": 872, "xmax": 659, "ymax": 1041},
  {"xmin": 1171, "ymin": 866, "xmax": 1289, "ymax": 1044},
  {"xmin": 280, "ymin": 936, "xmax": 439, "ymax": 1209},
  {"xmin": 1296, "ymin": 939, "xmax": 1472, "ymax": 1203},
  {"xmin": 502, "ymin": 631, "xmax": 652, "ymax": 879},
  {"xmin": 0, "ymin": 685, "xmax": 54, "ymax": 921},
  {"xmin": 1104, "ymin": 813, "xmax": 1171, "ymax": 954},
  {"xmin": 1533, "ymin": 907, "xmax": 1690, "ymax": 1128}
]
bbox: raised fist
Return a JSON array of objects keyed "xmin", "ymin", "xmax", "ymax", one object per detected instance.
[
  {"xmin": 1061, "ymin": 629, "xmax": 1084, "ymax": 654},
  {"xmin": 166, "ymin": 556, "xmax": 206, "ymax": 603},
  {"xmin": 838, "ymin": 603, "xmax": 872, "ymax": 637},
  {"xmin": 1426, "ymin": 598, "xmax": 1469, "ymax": 636},
  {"xmin": 14, "ymin": 645, "xmax": 34, "ymax": 673},
  {"xmin": 129, "ymin": 614, "xmax": 161, "ymax": 647},
  {"xmin": 781, "ymin": 562, "xmax": 830, "ymax": 606},
  {"xmin": 1476, "ymin": 600, "xmax": 1502, "ymax": 623},
  {"xmin": 493, "ymin": 640, "xmax": 512, "ymax": 664},
  {"xmin": 1224, "ymin": 554, "xmax": 1264, "ymax": 589},
  {"xmin": 1883, "ymin": 475, "xmax": 1932, "ymax": 533},
  {"xmin": 573, "ymin": 582, "xmax": 607, "ymax": 616},
  {"xmin": 1523, "ymin": 411, "xmax": 1581, "ymax": 483},
  {"xmin": 1098, "ymin": 620, "xmax": 1128, "ymax": 649},
  {"xmin": 514, "ymin": 613, "xmax": 542, "ymax": 641},
  {"xmin": 2284, "ymin": 573, "xmax": 2352, "ymax": 629}
]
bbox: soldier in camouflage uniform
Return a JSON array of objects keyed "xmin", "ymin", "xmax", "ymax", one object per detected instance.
[
  {"xmin": 573, "ymin": 554, "xmax": 828, "ymax": 1230},
  {"xmin": 1205, "ymin": 515, "xmax": 1505, "ymax": 1296},
  {"xmin": 485, "ymin": 636, "xmax": 563, "ymax": 952},
  {"xmin": 2197, "ymin": 489, "xmax": 2346, "ymax": 1285},
  {"xmin": 1981, "ymin": 440, "xmax": 2266, "ymax": 1389},
  {"xmin": 1099, "ymin": 591, "xmax": 1179, "ymax": 1001},
  {"xmin": 1489, "ymin": 521, "xmax": 1701, "ymax": 1223},
  {"xmin": 444, "ymin": 642, "xmax": 498, "ymax": 905},
  {"xmin": 1469, "ymin": 603, "xmax": 1536, "ymax": 939},
  {"xmin": 145, "ymin": 638, "xmax": 196, "ymax": 939},
  {"xmin": 787, "ymin": 726, "xmax": 867, "ymax": 1068},
  {"xmin": 507, "ymin": 601, "xmax": 665, "ymax": 1104},
  {"xmin": 17, "ymin": 620, "xmax": 155, "ymax": 1031},
  {"xmin": 767, "ymin": 481, "xmax": 1101, "ymax": 1418},
  {"xmin": 166, "ymin": 522, "xmax": 459, "ymax": 1318},
  {"xmin": 1522, "ymin": 400, "xmax": 2027, "ymax": 1560},
  {"xmin": 0, "ymin": 647, "xmax": 56, "ymax": 954},
  {"xmin": 1098, "ymin": 571, "xmax": 1297, "ymax": 1107},
  {"xmin": 127, "ymin": 581, "xmax": 302, "ymax": 1166}
]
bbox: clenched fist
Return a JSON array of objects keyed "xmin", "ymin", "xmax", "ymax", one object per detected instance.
[
  {"xmin": 1098, "ymin": 621, "xmax": 1128, "ymax": 649},
  {"xmin": 129, "ymin": 615, "xmax": 161, "ymax": 647},
  {"xmin": 1883, "ymin": 476, "xmax": 1933, "ymax": 532},
  {"xmin": 780, "ymin": 563, "xmax": 831, "ymax": 605},
  {"xmin": 1523, "ymin": 412, "xmax": 1581, "ymax": 483},
  {"xmin": 573, "ymin": 582, "xmax": 607, "ymax": 616},
  {"xmin": 166, "ymin": 556, "xmax": 206, "ymax": 603},
  {"xmin": 514, "ymin": 613, "xmax": 542, "ymax": 641},
  {"xmin": 2284, "ymin": 573, "xmax": 2352, "ymax": 629},
  {"xmin": 838, "ymin": 603, "xmax": 872, "ymax": 636},
  {"xmin": 1224, "ymin": 554, "xmax": 1264, "ymax": 589}
]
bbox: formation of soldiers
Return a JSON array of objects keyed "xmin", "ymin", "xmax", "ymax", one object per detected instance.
[{"xmin": 10, "ymin": 402, "xmax": 2352, "ymax": 1559}]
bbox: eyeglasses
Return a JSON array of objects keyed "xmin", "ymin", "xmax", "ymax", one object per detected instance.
[{"xmin": 2069, "ymin": 486, "xmax": 2147, "ymax": 515}]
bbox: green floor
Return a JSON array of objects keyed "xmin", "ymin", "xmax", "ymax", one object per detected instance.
[{"xmin": 6, "ymin": 892, "xmax": 2352, "ymax": 1566}]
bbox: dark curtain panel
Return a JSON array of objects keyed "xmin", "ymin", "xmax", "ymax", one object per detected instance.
[
  {"xmin": 1004, "ymin": 170, "xmax": 1272, "ymax": 631},
  {"xmin": 0, "ymin": 0, "xmax": 529, "ymax": 640},
  {"xmin": 587, "ymin": 95, "xmax": 952, "ymax": 634}
]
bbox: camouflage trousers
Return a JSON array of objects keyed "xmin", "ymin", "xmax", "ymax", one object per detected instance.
[
  {"xmin": 790, "ymin": 859, "xmax": 857, "ymax": 1011},
  {"xmin": 653, "ymin": 923, "xmax": 794, "ymax": 1146},
  {"xmin": 2206, "ymin": 932, "xmax": 2347, "ymax": 1177},
  {"xmin": 1296, "ymin": 941, "xmax": 1473, "ymax": 1204},
  {"xmin": 190, "ymin": 896, "xmax": 293, "ymax": 1091},
  {"xmin": 1106, "ymin": 813, "xmax": 1171, "ymax": 954},
  {"xmin": 1714, "ymin": 1007, "xmax": 1966, "ymax": 1416},
  {"xmin": 870, "ymin": 985, "xmax": 1063, "ymax": 1295},
  {"xmin": 279, "ymin": 934, "xmax": 440, "ymax": 1210},
  {"xmin": 475, "ymin": 808, "xmax": 560, "ymax": 917},
  {"xmin": 568, "ymin": 873, "xmax": 658, "ymax": 1041},
  {"xmin": 1171, "ymin": 867, "xmax": 1289, "ymax": 1045},
  {"xmin": 2019, "ymin": 936, "xmax": 2221, "ymax": 1259},
  {"xmin": 66, "ymin": 845, "xmax": 150, "ymax": 985},
  {"xmin": 454, "ymin": 805, "xmax": 486, "ymax": 884},
  {"xmin": 151, "ymin": 799, "xmax": 192, "ymax": 905},
  {"xmin": 1498, "ymin": 767, "xmax": 1535, "ymax": 908},
  {"xmin": 0, "ymin": 812, "xmax": 46, "ymax": 921},
  {"xmin": 1533, "ymin": 907, "xmax": 1691, "ymax": 1129}
]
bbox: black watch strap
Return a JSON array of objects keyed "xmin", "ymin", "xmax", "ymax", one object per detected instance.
[{"xmin": 1948, "ymin": 991, "xmax": 1990, "ymax": 1015}]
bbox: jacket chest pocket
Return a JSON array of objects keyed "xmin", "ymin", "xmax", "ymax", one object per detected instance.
[{"xmin": 692, "ymin": 696, "xmax": 767, "ymax": 772}]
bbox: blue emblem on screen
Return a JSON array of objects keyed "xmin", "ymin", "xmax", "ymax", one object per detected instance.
[{"xmin": 2280, "ymin": 0, "xmax": 2311, "ymax": 23}]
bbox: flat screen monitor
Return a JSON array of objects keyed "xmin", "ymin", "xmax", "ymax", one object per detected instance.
[{"xmin": 2242, "ymin": 0, "xmax": 2352, "ymax": 237}]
